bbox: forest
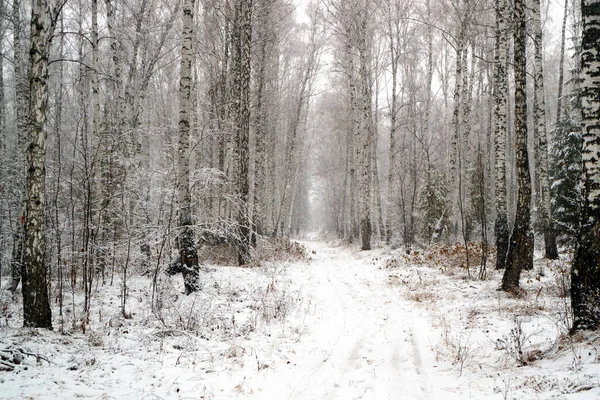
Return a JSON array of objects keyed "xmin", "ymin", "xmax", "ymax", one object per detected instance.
[{"xmin": 1, "ymin": 0, "xmax": 600, "ymax": 397}]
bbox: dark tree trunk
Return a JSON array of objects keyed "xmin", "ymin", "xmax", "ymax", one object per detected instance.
[
  {"xmin": 502, "ymin": 0, "xmax": 531, "ymax": 293},
  {"xmin": 571, "ymin": 0, "xmax": 600, "ymax": 332},
  {"xmin": 23, "ymin": 0, "xmax": 56, "ymax": 328},
  {"xmin": 232, "ymin": 0, "xmax": 252, "ymax": 265}
]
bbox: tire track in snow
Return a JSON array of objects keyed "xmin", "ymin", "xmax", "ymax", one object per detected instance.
[{"xmin": 260, "ymin": 243, "xmax": 433, "ymax": 400}]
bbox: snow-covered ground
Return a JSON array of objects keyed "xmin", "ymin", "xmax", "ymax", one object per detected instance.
[{"xmin": 1, "ymin": 241, "xmax": 600, "ymax": 399}]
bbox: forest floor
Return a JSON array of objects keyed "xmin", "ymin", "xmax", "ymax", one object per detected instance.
[{"xmin": 1, "ymin": 240, "xmax": 600, "ymax": 399}]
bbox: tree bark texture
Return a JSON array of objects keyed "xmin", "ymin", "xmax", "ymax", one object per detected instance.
[
  {"xmin": 532, "ymin": 0, "xmax": 559, "ymax": 259},
  {"xmin": 450, "ymin": 27, "xmax": 465, "ymax": 237},
  {"xmin": 231, "ymin": 0, "xmax": 252, "ymax": 265},
  {"xmin": 502, "ymin": 0, "xmax": 531, "ymax": 293},
  {"xmin": 357, "ymin": 5, "xmax": 372, "ymax": 251},
  {"xmin": 176, "ymin": 0, "xmax": 200, "ymax": 294},
  {"xmin": 571, "ymin": 0, "xmax": 600, "ymax": 331},
  {"xmin": 493, "ymin": 0, "xmax": 509, "ymax": 270},
  {"xmin": 23, "ymin": 0, "xmax": 55, "ymax": 328},
  {"xmin": 253, "ymin": 1, "xmax": 271, "ymax": 237},
  {"xmin": 10, "ymin": 0, "xmax": 27, "ymax": 293},
  {"xmin": 556, "ymin": 0, "xmax": 569, "ymax": 125}
]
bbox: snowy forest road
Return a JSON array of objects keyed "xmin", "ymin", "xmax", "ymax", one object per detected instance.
[{"xmin": 255, "ymin": 243, "xmax": 436, "ymax": 400}]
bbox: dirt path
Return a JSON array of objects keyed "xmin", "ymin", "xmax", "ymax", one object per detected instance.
[{"xmin": 257, "ymin": 242, "xmax": 435, "ymax": 399}]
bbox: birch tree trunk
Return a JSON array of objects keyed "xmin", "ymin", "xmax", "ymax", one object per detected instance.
[
  {"xmin": 176, "ymin": 0, "xmax": 200, "ymax": 294},
  {"xmin": 450, "ymin": 31, "xmax": 465, "ymax": 236},
  {"xmin": 385, "ymin": 2, "xmax": 399, "ymax": 244},
  {"xmin": 571, "ymin": 0, "xmax": 600, "ymax": 332},
  {"xmin": 23, "ymin": 0, "xmax": 56, "ymax": 328},
  {"xmin": 493, "ymin": 0, "xmax": 509, "ymax": 270},
  {"xmin": 231, "ymin": 0, "xmax": 253, "ymax": 265},
  {"xmin": 371, "ymin": 64, "xmax": 384, "ymax": 241},
  {"xmin": 357, "ymin": 5, "xmax": 372, "ymax": 250},
  {"xmin": 253, "ymin": 0, "xmax": 270, "ymax": 237},
  {"xmin": 424, "ymin": 0, "xmax": 433, "ymax": 171},
  {"xmin": 100, "ymin": 0, "xmax": 126, "ymax": 273},
  {"xmin": 343, "ymin": 2, "xmax": 359, "ymax": 242},
  {"xmin": 0, "ymin": 0, "xmax": 4, "ymax": 149},
  {"xmin": 555, "ymin": 0, "xmax": 569, "ymax": 126},
  {"xmin": 10, "ymin": 0, "xmax": 27, "ymax": 293},
  {"xmin": 502, "ymin": 0, "xmax": 531, "ymax": 292},
  {"xmin": 0, "ymin": 0, "xmax": 5, "ymax": 288},
  {"xmin": 532, "ymin": 0, "xmax": 558, "ymax": 260}
]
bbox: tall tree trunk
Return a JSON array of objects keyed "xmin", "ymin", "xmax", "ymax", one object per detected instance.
[
  {"xmin": 450, "ymin": 30, "xmax": 465, "ymax": 237},
  {"xmin": 53, "ymin": 14, "xmax": 65, "ymax": 322},
  {"xmin": 555, "ymin": 0, "xmax": 569, "ymax": 126},
  {"xmin": 532, "ymin": 0, "xmax": 559, "ymax": 259},
  {"xmin": 346, "ymin": 9, "xmax": 359, "ymax": 243},
  {"xmin": 99, "ymin": 0, "xmax": 125, "ymax": 278},
  {"xmin": 371, "ymin": 62, "xmax": 384, "ymax": 241},
  {"xmin": 10, "ymin": 0, "xmax": 27, "ymax": 293},
  {"xmin": 571, "ymin": 0, "xmax": 600, "ymax": 332},
  {"xmin": 424, "ymin": 0, "xmax": 433, "ymax": 172},
  {"xmin": 494, "ymin": 0, "xmax": 509, "ymax": 270},
  {"xmin": 0, "ymin": 0, "xmax": 4, "ymax": 148},
  {"xmin": 0, "ymin": 0, "xmax": 5, "ymax": 292},
  {"xmin": 502, "ymin": 0, "xmax": 531, "ymax": 293},
  {"xmin": 253, "ymin": 1, "xmax": 270, "ymax": 237},
  {"xmin": 90, "ymin": 0, "xmax": 105, "ymax": 282},
  {"xmin": 357, "ymin": 9, "xmax": 372, "ymax": 251},
  {"xmin": 231, "ymin": 0, "xmax": 252, "ymax": 264},
  {"xmin": 386, "ymin": 12, "xmax": 399, "ymax": 244},
  {"xmin": 176, "ymin": 0, "xmax": 200, "ymax": 294},
  {"xmin": 23, "ymin": 0, "xmax": 56, "ymax": 328}
]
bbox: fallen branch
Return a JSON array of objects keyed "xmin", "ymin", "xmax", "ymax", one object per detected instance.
[{"xmin": 0, "ymin": 347, "xmax": 53, "ymax": 371}]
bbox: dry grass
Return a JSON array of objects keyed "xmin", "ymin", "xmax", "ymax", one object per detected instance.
[{"xmin": 408, "ymin": 290, "xmax": 437, "ymax": 303}]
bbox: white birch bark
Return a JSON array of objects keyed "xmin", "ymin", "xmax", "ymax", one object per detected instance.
[
  {"xmin": 23, "ymin": 0, "xmax": 56, "ymax": 328},
  {"xmin": 532, "ymin": 0, "xmax": 558, "ymax": 259},
  {"xmin": 357, "ymin": 1, "xmax": 372, "ymax": 250},
  {"xmin": 571, "ymin": 0, "xmax": 600, "ymax": 331},
  {"xmin": 176, "ymin": 0, "xmax": 200, "ymax": 293},
  {"xmin": 10, "ymin": 0, "xmax": 27, "ymax": 293},
  {"xmin": 502, "ymin": 0, "xmax": 531, "ymax": 292},
  {"xmin": 555, "ymin": 0, "xmax": 569, "ymax": 125},
  {"xmin": 493, "ymin": 0, "xmax": 509, "ymax": 269}
]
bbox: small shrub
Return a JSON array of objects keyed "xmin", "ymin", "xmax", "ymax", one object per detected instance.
[
  {"xmin": 495, "ymin": 317, "xmax": 538, "ymax": 366},
  {"xmin": 88, "ymin": 331, "xmax": 104, "ymax": 347},
  {"xmin": 549, "ymin": 259, "xmax": 571, "ymax": 298},
  {"xmin": 413, "ymin": 242, "xmax": 496, "ymax": 274},
  {"xmin": 253, "ymin": 237, "xmax": 310, "ymax": 263}
]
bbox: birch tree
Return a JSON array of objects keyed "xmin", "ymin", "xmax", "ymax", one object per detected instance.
[
  {"xmin": 231, "ymin": 0, "xmax": 253, "ymax": 264},
  {"xmin": 9, "ymin": 0, "xmax": 27, "ymax": 293},
  {"xmin": 22, "ymin": 0, "xmax": 60, "ymax": 328},
  {"xmin": 571, "ymin": 0, "xmax": 600, "ymax": 332},
  {"xmin": 356, "ymin": 0, "xmax": 373, "ymax": 250},
  {"xmin": 501, "ymin": 0, "xmax": 531, "ymax": 292},
  {"xmin": 0, "ymin": 0, "xmax": 4, "ymax": 154},
  {"xmin": 555, "ymin": 0, "xmax": 569, "ymax": 126},
  {"xmin": 174, "ymin": 0, "xmax": 200, "ymax": 294},
  {"xmin": 0, "ymin": 0, "xmax": 6, "ymax": 282},
  {"xmin": 532, "ymin": 0, "xmax": 558, "ymax": 260},
  {"xmin": 493, "ymin": 0, "xmax": 509, "ymax": 269}
]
